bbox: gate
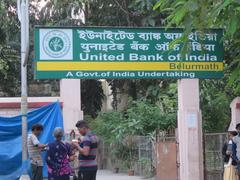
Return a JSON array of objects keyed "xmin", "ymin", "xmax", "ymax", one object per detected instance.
[
  {"xmin": 155, "ymin": 132, "xmax": 228, "ymax": 180},
  {"xmin": 204, "ymin": 133, "xmax": 228, "ymax": 180},
  {"xmin": 155, "ymin": 136, "xmax": 178, "ymax": 180},
  {"xmin": 96, "ymin": 132, "xmax": 228, "ymax": 180}
]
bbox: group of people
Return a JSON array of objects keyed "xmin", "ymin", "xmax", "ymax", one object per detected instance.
[
  {"xmin": 27, "ymin": 120, "xmax": 98, "ymax": 180},
  {"xmin": 223, "ymin": 123, "xmax": 240, "ymax": 180}
]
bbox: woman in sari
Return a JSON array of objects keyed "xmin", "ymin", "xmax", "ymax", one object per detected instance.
[
  {"xmin": 223, "ymin": 131, "xmax": 238, "ymax": 180},
  {"xmin": 46, "ymin": 127, "xmax": 76, "ymax": 180}
]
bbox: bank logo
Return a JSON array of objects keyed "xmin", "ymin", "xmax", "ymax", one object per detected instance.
[
  {"xmin": 40, "ymin": 29, "xmax": 73, "ymax": 60},
  {"xmin": 49, "ymin": 37, "xmax": 64, "ymax": 52}
]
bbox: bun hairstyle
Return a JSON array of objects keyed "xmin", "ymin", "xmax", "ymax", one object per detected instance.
[{"xmin": 53, "ymin": 127, "xmax": 64, "ymax": 138}]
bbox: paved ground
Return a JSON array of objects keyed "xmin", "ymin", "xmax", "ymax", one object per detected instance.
[
  {"xmin": 96, "ymin": 170, "xmax": 143, "ymax": 180},
  {"xmin": 45, "ymin": 170, "xmax": 153, "ymax": 180}
]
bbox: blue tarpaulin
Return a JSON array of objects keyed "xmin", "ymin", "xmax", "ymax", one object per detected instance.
[{"xmin": 0, "ymin": 102, "xmax": 63, "ymax": 180}]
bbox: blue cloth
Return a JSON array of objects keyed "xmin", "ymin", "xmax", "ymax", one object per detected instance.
[{"xmin": 0, "ymin": 102, "xmax": 63, "ymax": 180}]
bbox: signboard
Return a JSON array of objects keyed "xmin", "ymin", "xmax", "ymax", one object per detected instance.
[{"xmin": 34, "ymin": 27, "xmax": 224, "ymax": 79}]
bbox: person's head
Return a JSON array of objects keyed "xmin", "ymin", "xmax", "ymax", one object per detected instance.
[
  {"xmin": 31, "ymin": 124, "xmax": 43, "ymax": 136},
  {"xmin": 236, "ymin": 123, "xmax": 240, "ymax": 133},
  {"xmin": 229, "ymin": 131, "xmax": 238, "ymax": 139},
  {"xmin": 75, "ymin": 120, "xmax": 89, "ymax": 136},
  {"xmin": 53, "ymin": 127, "xmax": 64, "ymax": 141}
]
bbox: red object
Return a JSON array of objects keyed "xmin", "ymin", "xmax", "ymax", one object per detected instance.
[
  {"xmin": 0, "ymin": 102, "xmax": 63, "ymax": 108},
  {"xmin": 237, "ymin": 103, "xmax": 240, "ymax": 109}
]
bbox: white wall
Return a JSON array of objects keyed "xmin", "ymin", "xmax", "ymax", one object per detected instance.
[
  {"xmin": 0, "ymin": 97, "xmax": 60, "ymax": 117},
  {"xmin": 60, "ymin": 79, "xmax": 83, "ymax": 133},
  {"xmin": 0, "ymin": 80, "xmax": 84, "ymax": 133},
  {"xmin": 229, "ymin": 97, "xmax": 240, "ymax": 131}
]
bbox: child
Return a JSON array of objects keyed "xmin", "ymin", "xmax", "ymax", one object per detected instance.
[{"xmin": 70, "ymin": 137, "xmax": 83, "ymax": 180}]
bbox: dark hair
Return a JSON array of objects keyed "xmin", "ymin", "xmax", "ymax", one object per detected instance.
[
  {"xmin": 31, "ymin": 124, "xmax": 43, "ymax": 131},
  {"xmin": 76, "ymin": 120, "xmax": 89, "ymax": 128},
  {"xmin": 236, "ymin": 123, "xmax": 240, "ymax": 129},
  {"xmin": 229, "ymin": 131, "xmax": 238, "ymax": 136}
]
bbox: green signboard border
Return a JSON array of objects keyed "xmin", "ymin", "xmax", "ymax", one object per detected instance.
[{"xmin": 34, "ymin": 26, "xmax": 224, "ymax": 79}]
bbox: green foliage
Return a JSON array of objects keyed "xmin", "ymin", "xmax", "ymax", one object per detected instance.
[
  {"xmin": 85, "ymin": 0, "xmax": 163, "ymax": 27},
  {"xmin": 139, "ymin": 157, "xmax": 154, "ymax": 178},
  {"xmin": 200, "ymin": 79, "xmax": 232, "ymax": 132},
  {"xmin": 37, "ymin": 0, "xmax": 84, "ymax": 26},
  {"xmin": 90, "ymin": 111, "xmax": 123, "ymax": 143},
  {"xmin": 91, "ymin": 100, "xmax": 176, "ymax": 170},
  {"xmin": 84, "ymin": 0, "xmax": 167, "ymax": 111},
  {"xmin": 0, "ymin": 0, "xmax": 235, "ymax": 133},
  {"xmin": 81, "ymin": 80, "xmax": 105, "ymax": 118},
  {"xmin": 91, "ymin": 100, "xmax": 176, "ymax": 142},
  {"xmin": 0, "ymin": 0, "xmax": 21, "ymax": 96},
  {"xmin": 113, "ymin": 100, "xmax": 176, "ymax": 139},
  {"xmin": 153, "ymin": 0, "xmax": 240, "ymax": 132},
  {"xmin": 0, "ymin": 1, "xmax": 104, "ymax": 115},
  {"xmin": 153, "ymin": 0, "xmax": 240, "ymax": 94},
  {"xmin": 156, "ymin": 83, "xmax": 177, "ymax": 113},
  {"xmin": 0, "ymin": 59, "xmax": 8, "ymax": 78}
]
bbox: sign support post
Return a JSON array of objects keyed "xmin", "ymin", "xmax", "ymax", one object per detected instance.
[
  {"xmin": 177, "ymin": 79, "xmax": 204, "ymax": 180},
  {"xmin": 18, "ymin": 0, "xmax": 30, "ymax": 179}
]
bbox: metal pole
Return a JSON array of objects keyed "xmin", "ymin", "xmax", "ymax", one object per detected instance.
[
  {"xmin": 21, "ymin": 0, "xmax": 28, "ymax": 164},
  {"xmin": 18, "ymin": 0, "xmax": 30, "ymax": 179}
]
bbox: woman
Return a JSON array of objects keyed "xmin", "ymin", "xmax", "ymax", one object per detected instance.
[
  {"xmin": 46, "ymin": 127, "xmax": 76, "ymax": 180},
  {"xmin": 223, "ymin": 131, "xmax": 238, "ymax": 180}
]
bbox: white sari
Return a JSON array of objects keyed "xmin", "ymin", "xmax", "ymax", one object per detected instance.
[{"xmin": 224, "ymin": 140, "xmax": 238, "ymax": 180}]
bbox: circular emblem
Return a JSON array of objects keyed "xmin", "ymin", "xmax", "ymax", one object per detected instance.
[{"xmin": 43, "ymin": 30, "xmax": 71, "ymax": 58}]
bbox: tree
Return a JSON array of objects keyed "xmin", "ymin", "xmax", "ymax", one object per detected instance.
[
  {"xmin": 92, "ymin": 100, "xmax": 176, "ymax": 142},
  {"xmin": 81, "ymin": 80, "xmax": 105, "ymax": 118},
  {"xmin": 153, "ymin": 0, "xmax": 240, "ymax": 94},
  {"xmin": 200, "ymin": 80, "xmax": 232, "ymax": 132},
  {"xmin": 0, "ymin": 0, "xmax": 21, "ymax": 96},
  {"xmin": 0, "ymin": 0, "xmax": 105, "ymax": 117},
  {"xmin": 83, "ymin": 0, "xmax": 168, "ymax": 110},
  {"xmin": 153, "ymin": 0, "xmax": 240, "ymax": 131}
]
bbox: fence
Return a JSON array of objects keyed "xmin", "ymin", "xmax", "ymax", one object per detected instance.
[
  {"xmin": 204, "ymin": 133, "xmax": 228, "ymax": 180},
  {"xmin": 66, "ymin": 132, "xmax": 228, "ymax": 180},
  {"xmin": 154, "ymin": 133, "xmax": 227, "ymax": 180},
  {"xmin": 98, "ymin": 136, "xmax": 155, "ymax": 177}
]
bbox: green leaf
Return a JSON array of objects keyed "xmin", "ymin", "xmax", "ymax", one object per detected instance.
[
  {"xmin": 212, "ymin": 0, "xmax": 233, "ymax": 17},
  {"xmin": 153, "ymin": 0, "xmax": 172, "ymax": 11},
  {"xmin": 153, "ymin": 0, "xmax": 163, "ymax": 10},
  {"xmin": 236, "ymin": 7, "xmax": 240, "ymax": 11},
  {"xmin": 160, "ymin": 7, "xmax": 174, "ymax": 12},
  {"xmin": 168, "ymin": 37, "xmax": 183, "ymax": 50},
  {"xmin": 172, "ymin": 7, "xmax": 188, "ymax": 25},
  {"xmin": 174, "ymin": 1, "xmax": 186, "ymax": 8},
  {"xmin": 228, "ymin": 14, "xmax": 238, "ymax": 37}
]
